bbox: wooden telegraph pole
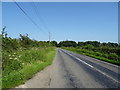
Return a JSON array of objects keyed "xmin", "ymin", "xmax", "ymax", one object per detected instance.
[{"xmin": 49, "ymin": 32, "xmax": 50, "ymax": 45}]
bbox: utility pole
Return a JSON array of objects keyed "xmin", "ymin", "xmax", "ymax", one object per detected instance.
[{"xmin": 49, "ymin": 32, "xmax": 50, "ymax": 45}]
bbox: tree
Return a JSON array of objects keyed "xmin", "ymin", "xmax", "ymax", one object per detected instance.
[
  {"xmin": 82, "ymin": 44, "xmax": 94, "ymax": 50},
  {"xmin": 2, "ymin": 27, "xmax": 20, "ymax": 51},
  {"xmin": 51, "ymin": 41, "xmax": 57, "ymax": 46},
  {"xmin": 78, "ymin": 42, "xmax": 85, "ymax": 47},
  {"xmin": 58, "ymin": 41, "xmax": 77, "ymax": 47},
  {"xmin": 19, "ymin": 34, "xmax": 33, "ymax": 48},
  {"xmin": 84, "ymin": 41, "xmax": 100, "ymax": 47}
]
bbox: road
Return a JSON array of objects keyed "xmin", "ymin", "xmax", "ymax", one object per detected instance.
[{"xmin": 16, "ymin": 48, "xmax": 120, "ymax": 88}]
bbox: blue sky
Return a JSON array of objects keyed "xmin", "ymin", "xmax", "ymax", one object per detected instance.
[{"xmin": 2, "ymin": 2, "xmax": 118, "ymax": 43}]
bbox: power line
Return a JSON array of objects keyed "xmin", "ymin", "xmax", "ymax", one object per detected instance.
[
  {"xmin": 30, "ymin": 2, "xmax": 49, "ymax": 33},
  {"xmin": 30, "ymin": 2, "xmax": 52, "ymax": 41},
  {"xmin": 13, "ymin": 0, "xmax": 45, "ymax": 34},
  {"xmin": 13, "ymin": 0, "xmax": 52, "ymax": 41}
]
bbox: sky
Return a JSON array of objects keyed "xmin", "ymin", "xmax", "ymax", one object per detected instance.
[{"xmin": 2, "ymin": 2, "xmax": 118, "ymax": 43}]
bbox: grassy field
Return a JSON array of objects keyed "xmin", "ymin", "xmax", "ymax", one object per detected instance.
[
  {"xmin": 2, "ymin": 47, "xmax": 56, "ymax": 89},
  {"xmin": 62, "ymin": 47, "xmax": 120, "ymax": 65}
]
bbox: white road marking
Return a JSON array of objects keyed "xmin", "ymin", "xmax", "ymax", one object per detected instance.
[
  {"xmin": 61, "ymin": 49, "xmax": 120, "ymax": 84},
  {"xmin": 75, "ymin": 57, "xmax": 94, "ymax": 68},
  {"xmin": 62, "ymin": 49, "xmax": 119, "ymax": 68}
]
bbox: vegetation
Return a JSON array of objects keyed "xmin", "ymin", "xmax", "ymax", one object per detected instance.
[
  {"xmin": 54, "ymin": 40, "xmax": 120, "ymax": 65},
  {"xmin": 57, "ymin": 40, "xmax": 119, "ymax": 48},
  {"xmin": 58, "ymin": 41, "xmax": 120, "ymax": 65},
  {"xmin": 1, "ymin": 27, "xmax": 120, "ymax": 89},
  {"xmin": 1, "ymin": 27, "xmax": 56, "ymax": 88},
  {"xmin": 2, "ymin": 47, "xmax": 56, "ymax": 88}
]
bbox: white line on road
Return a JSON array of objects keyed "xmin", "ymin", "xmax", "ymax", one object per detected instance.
[
  {"xmin": 63, "ymin": 49, "xmax": 119, "ymax": 68},
  {"xmin": 62, "ymin": 50, "xmax": 120, "ymax": 84},
  {"xmin": 75, "ymin": 57, "xmax": 94, "ymax": 68}
]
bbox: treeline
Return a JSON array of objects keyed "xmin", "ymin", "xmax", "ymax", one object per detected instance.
[
  {"xmin": 51, "ymin": 40, "xmax": 119, "ymax": 47},
  {"xmin": 2, "ymin": 27, "xmax": 119, "ymax": 51},
  {"xmin": 1, "ymin": 27, "xmax": 120, "ymax": 57},
  {"xmin": 1, "ymin": 27, "xmax": 52, "ymax": 52},
  {"xmin": 55, "ymin": 40, "xmax": 120, "ymax": 57},
  {"xmin": 58, "ymin": 41, "xmax": 120, "ymax": 65}
]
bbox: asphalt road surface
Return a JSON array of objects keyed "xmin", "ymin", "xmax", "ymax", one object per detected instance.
[{"xmin": 17, "ymin": 48, "xmax": 120, "ymax": 88}]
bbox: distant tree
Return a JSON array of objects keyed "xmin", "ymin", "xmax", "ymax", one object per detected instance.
[
  {"xmin": 78, "ymin": 42, "xmax": 85, "ymax": 47},
  {"xmin": 82, "ymin": 44, "xmax": 94, "ymax": 50},
  {"xmin": 107, "ymin": 42, "xmax": 118, "ymax": 47},
  {"xmin": 51, "ymin": 41, "xmax": 57, "ymax": 46},
  {"xmin": 101, "ymin": 42, "xmax": 119, "ymax": 47},
  {"xmin": 92, "ymin": 41, "xmax": 100, "ymax": 47},
  {"xmin": 101, "ymin": 42, "xmax": 107, "ymax": 46},
  {"xmin": 84, "ymin": 41, "xmax": 100, "ymax": 47},
  {"xmin": 58, "ymin": 41, "xmax": 77, "ymax": 47}
]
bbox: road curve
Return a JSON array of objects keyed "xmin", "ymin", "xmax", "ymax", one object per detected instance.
[{"xmin": 16, "ymin": 48, "xmax": 120, "ymax": 88}]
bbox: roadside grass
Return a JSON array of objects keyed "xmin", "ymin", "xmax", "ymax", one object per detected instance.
[
  {"xmin": 62, "ymin": 47, "xmax": 120, "ymax": 65},
  {"xmin": 2, "ymin": 47, "xmax": 56, "ymax": 89}
]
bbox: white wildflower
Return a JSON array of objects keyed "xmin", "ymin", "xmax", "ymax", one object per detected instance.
[
  {"xmin": 14, "ymin": 58, "xmax": 18, "ymax": 60},
  {"xmin": 18, "ymin": 55, "xmax": 21, "ymax": 58},
  {"xmin": 9, "ymin": 57, "xmax": 13, "ymax": 59}
]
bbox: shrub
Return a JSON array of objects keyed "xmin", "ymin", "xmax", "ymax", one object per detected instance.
[
  {"xmin": 94, "ymin": 52, "xmax": 103, "ymax": 57},
  {"xmin": 108, "ymin": 53, "xmax": 119, "ymax": 61},
  {"xmin": 102, "ymin": 54, "xmax": 109, "ymax": 58},
  {"xmin": 82, "ymin": 45, "xmax": 94, "ymax": 50}
]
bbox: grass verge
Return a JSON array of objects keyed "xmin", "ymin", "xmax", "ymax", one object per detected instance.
[
  {"xmin": 2, "ymin": 47, "xmax": 56, "ymax": 89},
  {"xmin": 62, "ymin": 47, "xmax": 120, "ymax": 65}
]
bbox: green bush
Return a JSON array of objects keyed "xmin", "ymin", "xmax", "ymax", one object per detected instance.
[
  {"xmin": 82, "ymin": 44, "xmax": 94, "ymax": 50},
  {"xmin": 108, "ymin": 53, "xmax": 119, "ymax": 61},
  {"xmin": 94, "ymin": 52, "xmax": 103, "ymax": 57},
  {"xmin": 102, "ymin": 54, "xmax": 109, "ymax": 58},
  {"xmin": 2, "ymin": 47, "xmax": 56, "ymax": 88}
]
